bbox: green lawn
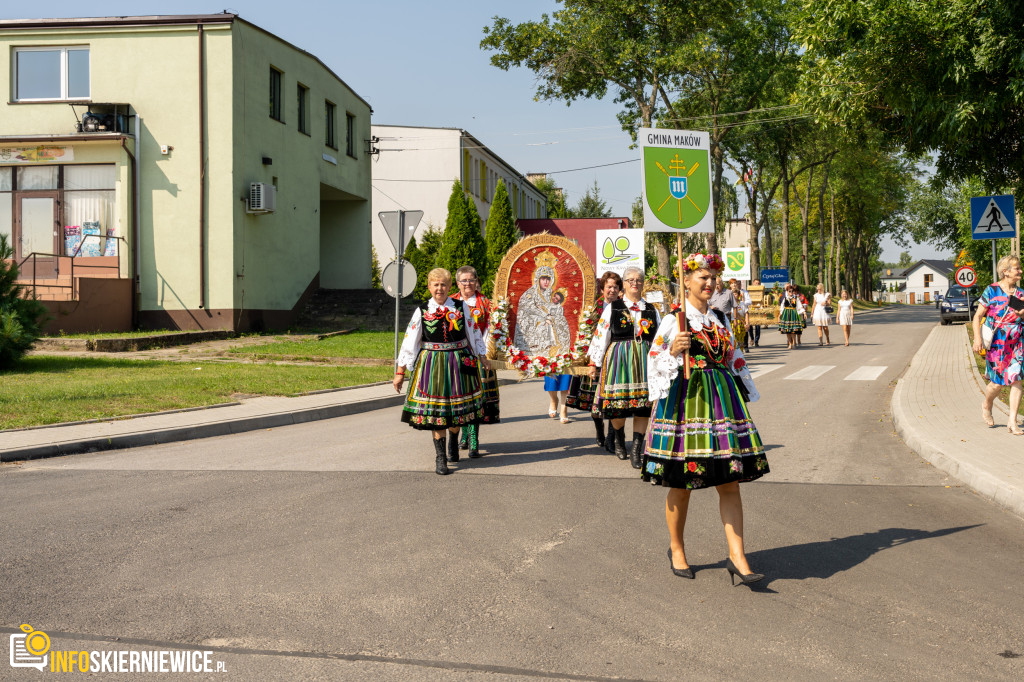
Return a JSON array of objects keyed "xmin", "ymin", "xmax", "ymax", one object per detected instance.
[
  {"xmin": 225, "ymin": 331, "xmax": 395, "ymax": 360},
  {"xmin": 0, "ymin": 356, "xmax": 392, "ymax": 429}
]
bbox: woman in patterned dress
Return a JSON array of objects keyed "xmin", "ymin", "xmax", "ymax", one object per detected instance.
[
  {"xmin": 971, "ymin": 255, "xmax": 1024, "ymax": 435},
  {"xmin": 642, "ymin": 253, "xmax": 769, "ymax": 585},
  {"xmin": 394, "ymin": 268, "xmax": 490, "ymax": 474},
  {"xmin": 451, "ymin": 265, "xmax": 500, "ymax": 458},
  {"xmin": 567, "ymin": 271, "xmax": 622, "ymax": 449},
  {"xmin": 778, "ymin": 284, "xmax": 805, "ymax": 349},
  {"xmin": 588, "ymin": 266, "xmax": 661, "ymax": 467}
]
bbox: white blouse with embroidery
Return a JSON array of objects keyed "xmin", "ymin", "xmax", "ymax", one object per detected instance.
[
  {"xmin": 396, "ymin": 297, "xmax": 488, "ymax": 371},
  {"xmin": 587, "ymin": 297, "xmax": 662, "ymax": 367},
  {"xmin": 645, "ymin": 301, "xmax": 759, "ymax": 403}
]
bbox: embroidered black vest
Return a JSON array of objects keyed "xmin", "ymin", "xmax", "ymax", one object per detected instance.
[
  {"xmin": 419, "ymin": 301, "xmax": 469, "ymax": 345},
  {"xmin": 609, "ymin": 299, "xmax": 657, "ymax": 343}
]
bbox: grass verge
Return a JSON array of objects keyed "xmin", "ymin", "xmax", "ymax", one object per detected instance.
[
  {"xmin": 224, "ymin": 331, "xmax": 394, "ymax": 360},
  {"xmin": 0, "ymin": 356, "xmax": 392, "ymax": 430},
  {"xmin": 964, "ymin": 323, "xmax": 1024, "ymax": 417}
]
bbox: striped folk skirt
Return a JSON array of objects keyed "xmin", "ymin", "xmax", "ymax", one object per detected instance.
[
  {"xmin": 480, "ymin": 368, "xmax": 501, "ymax": 423},
  {"xmin": 401, "ymin": 343, "xmax": 484, "ymax": 430},
  {"xmin": 778, "ymin": 306, "xmax": 803, "ymax": 334},
  {"xmin": 641, "ymin": 366, "xmax": 768, "ymax": 490},
  {"xmin": 566, "ymin": 374, "xmax": 599, "ymax": 414},
  {"xmin": 594, "ymin": 338, "xmax": 652, "ymax": 419}
]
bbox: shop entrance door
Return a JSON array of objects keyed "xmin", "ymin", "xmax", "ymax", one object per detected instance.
[{"xmin": 15, "ymin": 192, "xmax": 59, "ymax": 277}]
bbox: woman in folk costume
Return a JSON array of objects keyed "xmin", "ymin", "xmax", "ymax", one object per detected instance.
[
  {"xmin": 588, "ymin": 266, "xmax": 661, "ymax": 468},
  {"xmin": 567, "ymin": 271, "xmax": 622, "ymax": 450},
  {"xmin": 642, "ymin": 253, "xmax": 769, "ymax": 586},
  {"xmin": 450, "ymin": 265, "xmax": 500, "ymax": 458},
  {"xmin": 393, "ymin": 268, "xmax": 489, "ymax": 475},
  {"xmin": 778, "ymin": 283, "xmax": 805, "ymax": 349}
]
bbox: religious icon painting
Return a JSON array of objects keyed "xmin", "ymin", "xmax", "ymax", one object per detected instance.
[{"xmin": 491, "ymin": 234, "xmax": 596, "ymax": 375}]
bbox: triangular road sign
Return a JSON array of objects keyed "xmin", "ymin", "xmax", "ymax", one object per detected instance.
[{"xmin": 379, "ymin": 210, "xmax": 424, "ymax": 253}]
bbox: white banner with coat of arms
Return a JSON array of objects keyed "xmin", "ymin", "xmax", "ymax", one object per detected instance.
[
  {"xmin": 639, "ymin": 128, "xmax": 715, "ymax": 233},
  {"xmin": 721, "ymin": 247, "xmax": 751, "ymax": 281}
]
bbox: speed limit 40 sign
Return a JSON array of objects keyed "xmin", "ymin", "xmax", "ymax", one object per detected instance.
[{"xmin": 955, "ymin": 266, "xmax": 977, "ymax": 288}]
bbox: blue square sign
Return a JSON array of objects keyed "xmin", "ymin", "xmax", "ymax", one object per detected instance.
[{"xmin": 971, "ymin": 195, "xmax": 1016, "ymax": 240}]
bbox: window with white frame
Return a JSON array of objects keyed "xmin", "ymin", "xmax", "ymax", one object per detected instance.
[{"xmin": 14, "ymin": 47, "xmax": 90, "ymax": 101}]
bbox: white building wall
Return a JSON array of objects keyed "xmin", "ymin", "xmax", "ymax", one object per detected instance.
[
  {"xmin": 371, "ymin": 125, "xmax": 546, "ymax": 263},
  {"xmin": 904, "ymin": 264, "xmax": 948, "ymax": 303}
]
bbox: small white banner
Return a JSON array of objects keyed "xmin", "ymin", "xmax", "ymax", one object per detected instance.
[
  {"xmin": 594, "ymin": 229, "xmax": 644, "ymax": 279},
  {"xmin": 721, "ymin": 247, "xmax": 751, "ymax": 281}
]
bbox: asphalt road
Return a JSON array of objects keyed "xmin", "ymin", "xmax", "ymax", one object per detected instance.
[{"xmin": 2, "ymin": 306, "xmax": 1023, "ymax": 681}]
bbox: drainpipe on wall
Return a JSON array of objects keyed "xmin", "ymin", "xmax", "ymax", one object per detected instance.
[{"xmin": 198, "ymin": 23, "xmax": 207, "ymax": 310}]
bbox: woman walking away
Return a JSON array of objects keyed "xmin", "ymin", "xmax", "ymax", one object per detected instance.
[
  {"xmin": 642, "ymin": 252, "xmax": 769, "ymax": 585},
  {"xmin": 837, "ymin": 290, "xmax": 854, "ymax": 346},
  {"xmin": 567, "ymin": 271, "xmax": 622, "ymax": 450},
  {"xmin": 811, "ymin": 283, "xmax": 832, "ymax": 345},
  {"xmin": 589, "ymin": 266, "xmax": 661, "ymax": 468},
  {"xmin": 971, "ymin": 255, "xmax": 1024, "ymax": 435},
  {"xmin": 451, "ymin": 265, "xmax": 500, "ymax": 458},
  {"xmin": 545, "ymin": 373, "xmax": 572, "ymax": 423},
  {"xmin": 394, "ymin": 268, "xmax": 490, "ymax": 474},
  {"xmin": 778, "ymin": 284, "xmax": 804, "ymax": 349}
]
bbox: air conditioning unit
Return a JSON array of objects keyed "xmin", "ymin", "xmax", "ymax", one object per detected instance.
[{"xmin": 248, "ymin": 182, "xmax": 277, "ymax": 213}]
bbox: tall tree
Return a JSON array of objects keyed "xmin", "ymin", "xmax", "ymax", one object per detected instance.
[
  {"xmin": 484, "ymin": 180, "xmax": 519, "ymax": 296},
  {"xmin": 574, "ymin": 180, "xmax": 612, "ymax": 218},
  {"xmin": 436, "ymin": 179, "xmax": 486, "ymax": 278},
  {"xmin": 531, "ymin": 175, "xmax": 570, "ymax": 218},
  {"xmin": 797, "ymin": 0, "xmax": 1024, "ymax": 202}
]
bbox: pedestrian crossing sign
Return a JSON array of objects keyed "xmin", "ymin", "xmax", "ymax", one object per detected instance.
[{"xmin": 970, "ymin": 195, "xmax": 1016, "ymax": 240}]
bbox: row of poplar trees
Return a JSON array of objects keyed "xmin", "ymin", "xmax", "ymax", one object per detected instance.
[{"xmin": 403, "ymin": 178, "xmax": 519, "ymax": 300}]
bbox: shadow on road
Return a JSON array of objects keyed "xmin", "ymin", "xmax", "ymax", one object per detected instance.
[{"xmin": 743, "ymin": 524, "xmax": 983, "ymax": 590}]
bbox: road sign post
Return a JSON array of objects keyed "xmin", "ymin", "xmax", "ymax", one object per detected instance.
[
  {"xmin": 378, "ymin": 210, "xmax": 424, "ymax": 362},
  {"xmin": 971, "ymin": 195, "xmax": 1017, "ymax": 282}
]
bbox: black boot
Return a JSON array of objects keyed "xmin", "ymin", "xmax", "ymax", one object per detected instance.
[
  {"xmin": 593, "ymin": 417, "xmax": 606, "ymax": 448},
  {"xmin": 613, "ymin": 427, "xmax": 628, "ymax": 460},
  {"xmin": 433, "ymin": 436, "xmax": 449, "ymax": 475},
  {"xmin": 467, "ymin": 423, "xmax": 481, "ymax": 458},
  {"xmin": 604, "ymin": 424, "xmax": 616, "ymax": 454},
  {"xmin": 447, "ymin": 431, "xmax": 460, "ymax": 463},
  {"xmin": 629, "ymin": 433, "xmax": 645, "ymax": 469}
]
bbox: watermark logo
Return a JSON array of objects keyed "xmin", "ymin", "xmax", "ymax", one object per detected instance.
[{"xmin": 10, "ymin": 624, "xmax": 49, "ymax": 671}]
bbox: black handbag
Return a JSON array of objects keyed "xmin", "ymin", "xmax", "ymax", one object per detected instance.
[{"xmin": 825, "ymin": 305, "xmax": 834, "ymax": 314}]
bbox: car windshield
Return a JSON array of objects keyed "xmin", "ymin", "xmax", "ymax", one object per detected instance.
[{"xmin": 945, "ymin": 287, "xmax": 976, "ymax": 300}]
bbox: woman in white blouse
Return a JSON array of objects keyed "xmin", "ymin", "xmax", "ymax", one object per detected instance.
[
  {"xmin": 837, "ymin": 290, "xmax": 855, "ymax": 346},
  {"xmin": 393, "ymin": 268, "xmax": 490, "ymax": 475},
  {"xmin": 642, "ymin": 253, "xmax": 769, "ymax": 585},
  {"xmin": 588, "ymin": 266, "xmax": 661, "ymax": 468},
  {"xmin": 811, "ymin": 283, "xmax": 832, "ymax": 346}
]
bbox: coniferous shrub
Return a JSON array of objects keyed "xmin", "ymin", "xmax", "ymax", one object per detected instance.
[
  {"xmin": 0, "ymin": 234, "xmax": 47, "ymax": 369},
  {"xmin": 436, "ymin": 179, "xmax": 486, "ymax": 281},
  {"xmin": 483, "ymin": 179, "xmax": 518, "ymax": 296}
]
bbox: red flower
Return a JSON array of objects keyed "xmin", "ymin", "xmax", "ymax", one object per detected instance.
[
  {"xmin": 734, "ymin": 358, "xmax": 746, "ymax": 371},
  {"xmin": 687, "ymin": 462, "xmax": 698, "ymax": 472}
]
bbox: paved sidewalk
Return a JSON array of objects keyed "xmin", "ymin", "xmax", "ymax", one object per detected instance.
[
  {"xmin": 0, "ymin": 374, "xmax": 522, "ymax": 462},
  {"xmin": 890, "ymin": 323, "xmax": 1024, "ymax": 518}
]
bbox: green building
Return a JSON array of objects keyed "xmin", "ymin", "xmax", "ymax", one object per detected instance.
[{"xmin": 0, "ymin": 13, "xmax": 372, "ymax": 332}]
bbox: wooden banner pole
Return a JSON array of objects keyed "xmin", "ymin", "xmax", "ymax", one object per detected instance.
[{"xmin": 676, "ymin": 233, "xmax": 690, "ymax": 380}]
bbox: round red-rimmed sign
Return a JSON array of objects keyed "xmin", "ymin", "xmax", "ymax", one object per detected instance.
[{"xmin": 955, "ymin": 266, "xmax": 977, "ymax": 288}]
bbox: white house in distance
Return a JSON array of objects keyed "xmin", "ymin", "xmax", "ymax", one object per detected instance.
[
  {"xmin": 370, "ymin": 125, "xmax": 547, "ymax": 261},
  {"xmin": 898, "ymin": 259, "xmax": 954, "ymax": 304}
]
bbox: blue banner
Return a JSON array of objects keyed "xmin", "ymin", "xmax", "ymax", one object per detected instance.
[{"xmin": 760, "ymin": 268, "xmax": 790, "ymax": 284}]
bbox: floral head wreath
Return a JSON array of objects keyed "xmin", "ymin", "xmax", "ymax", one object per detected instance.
[{"xmin": 680, "ymin": 253, "xmax": 725, "ymax": 274}]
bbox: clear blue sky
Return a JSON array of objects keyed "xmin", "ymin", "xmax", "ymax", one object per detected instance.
[{"xmin": 5, "ymin": 0, "xmax": 945, "ymax": 262}]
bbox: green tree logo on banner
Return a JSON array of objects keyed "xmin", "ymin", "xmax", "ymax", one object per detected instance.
[{"xmin": 643, "ymin": 148, "xmax": 711, "ymax": 230}]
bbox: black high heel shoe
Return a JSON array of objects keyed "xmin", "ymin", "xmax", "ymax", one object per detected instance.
[
  {"xmin": 725, "ymin": 558, "xmax": 763, "ymax": 586},
  {"xmin": 667, "ymin": 548, "xmax": 694, "ymax": 579}
]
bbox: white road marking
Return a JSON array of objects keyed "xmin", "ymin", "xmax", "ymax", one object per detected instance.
[
  {"xmin": 748, "ymin": 364, "xmax": 784, "ymax": 379},
  {"xmin": 844, "ymin": 366, "xmax": 888, "ymax": 381},
  {"xmin": 784, "ymin": 365, "xmax": 836, "ymax": 381}
]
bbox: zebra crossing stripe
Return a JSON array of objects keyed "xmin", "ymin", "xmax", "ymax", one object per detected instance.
[
  {"xmin": 784, "ymin": 365, "xmax": 836, "ymax": 381},
  {"xmin": 843, "ymin": 366, "xmax": 887, "ymax": 381},
  {"xmin": 747, "ymin": 364, "xmax": 784, "ymax": 379}
]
